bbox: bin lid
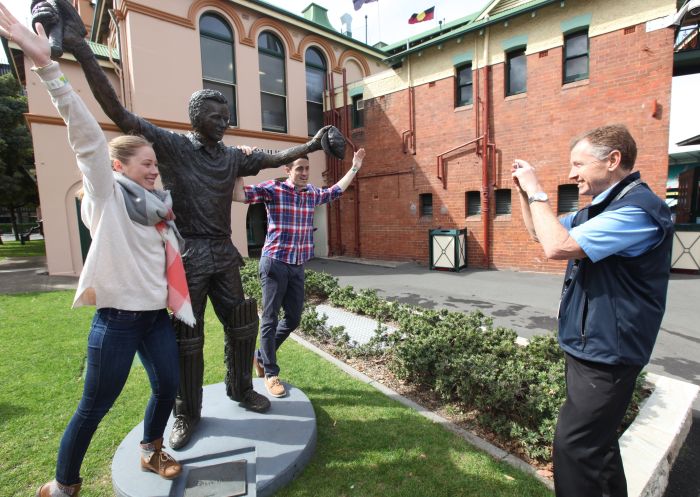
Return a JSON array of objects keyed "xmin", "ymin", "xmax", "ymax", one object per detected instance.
[{"xmin": 429, "ymin": 228, "xmax": 465, "ymax": 235}]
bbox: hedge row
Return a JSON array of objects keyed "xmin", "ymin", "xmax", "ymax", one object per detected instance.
[{"xmin": 239, "ymin": 258, "xmax": 646, "ymax": 462}]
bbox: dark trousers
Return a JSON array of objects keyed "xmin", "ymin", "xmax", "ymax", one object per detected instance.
[
  {"xmin": 553, "ymin": 353, "xmax": 642, "ymax": 497},
  {"xmin": 56, "ymin": 309, "xmax": 178, "ymax": 485},
  {"xmin": 256, "ymin": 256, "xmax": 305, "ymax": 378}
]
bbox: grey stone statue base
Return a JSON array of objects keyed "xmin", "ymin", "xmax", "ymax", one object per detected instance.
[{"xmin": 112, "ymin": 379, "xmax": 316, "ymax": 497}]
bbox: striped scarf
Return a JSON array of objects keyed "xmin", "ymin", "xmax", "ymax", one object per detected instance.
[{"xmin": 114, "ymin": 172, "xmax": 195, "ymax": 326}]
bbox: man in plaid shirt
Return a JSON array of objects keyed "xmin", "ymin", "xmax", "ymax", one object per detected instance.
[{"xmin": 245, "ymin": 148, "xmax": 366, "ymax": 397}]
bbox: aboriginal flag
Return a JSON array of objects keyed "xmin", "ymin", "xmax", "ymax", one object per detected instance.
[{"xmin": 409, "ymin": 6, "xmax": 435, "ymax": 24}]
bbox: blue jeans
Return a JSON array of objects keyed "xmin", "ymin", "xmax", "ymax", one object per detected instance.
[
  {"xmin": 256, "ymin": 256, "xmax": 305, "ymax": 378},
  {"xmin": 55, "ymin": 308, "xmax": 179, "ymax": 486}
]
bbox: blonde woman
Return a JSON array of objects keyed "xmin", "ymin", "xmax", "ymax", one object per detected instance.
[{"xmin": 0, "ymin": 4, "xmax": 192, "ymax": 496}]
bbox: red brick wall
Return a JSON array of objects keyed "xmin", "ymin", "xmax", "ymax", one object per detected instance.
[{"xmin": 329, "ymin": 23, "xmax": 673, "ymax": 274}]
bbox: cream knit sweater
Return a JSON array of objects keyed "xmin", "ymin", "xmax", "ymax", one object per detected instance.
[{"xmin": 36, "ymin": 62, "xmax": 168, "ymax": 311}]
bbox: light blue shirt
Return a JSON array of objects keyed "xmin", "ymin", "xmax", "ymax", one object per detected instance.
[{"xmin": 559, "ymin": 181, "xmax": 663, "ymax": 263}]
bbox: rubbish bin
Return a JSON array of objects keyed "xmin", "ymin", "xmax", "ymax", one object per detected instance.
[{"xmin": 429, "ymin": 228, "xmax": 467, "ymax": 272}]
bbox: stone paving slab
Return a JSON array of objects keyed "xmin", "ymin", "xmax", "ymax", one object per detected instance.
[{"xmin": 315, "ymin": 304, "xmax": 397, "ymax": 346}]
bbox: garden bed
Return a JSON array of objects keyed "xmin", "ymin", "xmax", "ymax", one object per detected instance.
[{"xmin": 240, "ymin": 259, "xmax": 649, "ymax": 473}]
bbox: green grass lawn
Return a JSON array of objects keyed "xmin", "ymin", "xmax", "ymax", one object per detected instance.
[
  {"xmin": 0, "ymin": 291, "xmax": 553, "ymax": 497},
  {"xmin": 0, "ymin": 239, "xmax": 46, "ymax": 260}
]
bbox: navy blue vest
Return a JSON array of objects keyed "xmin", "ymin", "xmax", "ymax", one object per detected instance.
[{"xmin": 558, "ymin": 172, "xmax": 673, "ymax": 365}]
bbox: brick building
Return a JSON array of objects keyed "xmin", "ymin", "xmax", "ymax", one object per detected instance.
[{"xmin": 326, "ymin": 0, "xmax": 677, "ymax": 273}]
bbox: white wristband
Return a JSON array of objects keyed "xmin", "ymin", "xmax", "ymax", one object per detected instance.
[{"xmin": 44, "ymin": 74, "xmax": 69, "ymax": 90}]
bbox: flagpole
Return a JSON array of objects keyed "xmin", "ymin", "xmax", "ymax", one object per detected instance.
[
  {"xmin": 376, "ymin": 0, "xmax": 381, "ymax": 45},
  {"xmin": 365, "ymin": 14, "xmax": 368, "ymax": 44}
]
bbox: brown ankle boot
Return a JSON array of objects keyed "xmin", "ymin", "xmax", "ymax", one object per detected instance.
[
  {"xmin": 140, "ymin": 438, "xmax": 182, "ymax": 480},
  {"xmin": 35, "ymin": 480, "xmax": 81, "ymax": 497}
]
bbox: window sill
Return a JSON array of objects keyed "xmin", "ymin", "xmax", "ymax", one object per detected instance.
[
  {"xmin": 465, "ymin": 215, "xmax": 481, "ymax": 221},
  {"xmin": 454, "ymin": 103, "xmax": 474, "ymax": 112},
  {"xmin": 562, "ymin": 79, "xmax": 590, "ymax": 90},
  {"xmin": 504, "ymin": 92, "xmax": 527, "ymax": 102},
  {"xmin": 494, "ymin": 214, "xmax": 512, "ymax": 221}
]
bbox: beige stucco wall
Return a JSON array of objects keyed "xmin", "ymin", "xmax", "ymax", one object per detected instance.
[
  {"xmin": 27, "ymin": 0, "xmax": 384, "ymax": 276},
  {"xmin": 336, "ymin": 0, "xmax": 676, "ymax": 106}
]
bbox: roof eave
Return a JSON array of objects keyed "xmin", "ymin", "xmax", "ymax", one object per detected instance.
[
  {"xmin": 383, "ymin": 0, "xmax": 559, "ymax": 63},
  {"xmin": 236, "ymin": 0, "xmax": 387, "ymax": 58}
]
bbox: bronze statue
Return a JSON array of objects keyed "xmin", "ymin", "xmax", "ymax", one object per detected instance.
[{"xmin": 31, "ymin": 0, "xmax": 345, "ymax": 450}]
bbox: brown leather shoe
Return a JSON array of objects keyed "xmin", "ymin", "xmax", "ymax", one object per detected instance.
[
  {"xmin": 265, "ymin": 376, "xmax": 287, "ymax": 398},
  {"xmin": 140, "ymin": 438, "xmax": 182, "ymax": 480},
  {"xmin": 35, "ymin": 480, "xmax": 81, "ymax": 497},
  {"xmin": 253, "ymin": 355, "xmax": 264, "ymax": 378}
]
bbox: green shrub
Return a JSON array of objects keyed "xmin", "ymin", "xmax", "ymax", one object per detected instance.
[
  {"xmin": 239, "ymin": 262, "xmax": 646, "ymax": 463},
  {"xmin": 240, "ymin": 258, "xmax": 340, "ymax": 305},
  {"xmin": 304, "ymin": 269, "xmax": 339, "ymax": 300},
  {"xmin": 0, "ymin": 222, "xmax": 37, "ymax": 234}
]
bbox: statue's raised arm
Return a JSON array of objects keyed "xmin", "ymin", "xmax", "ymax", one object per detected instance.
[{"xmin": 31, "ymin": 0, "xmax": 141, "ymax": 134}]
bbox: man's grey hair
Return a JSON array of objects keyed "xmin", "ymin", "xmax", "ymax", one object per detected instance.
[
  {"xmin": 570, "ymin": 124, "xmax": 638, "ymax": 171},
  {"xmin": 188, "ymin": 89, "xmax": 228, "ymax": 129}
]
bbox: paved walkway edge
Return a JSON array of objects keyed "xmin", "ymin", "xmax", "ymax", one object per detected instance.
[
  {"xmin": 621, "ymin": 373, "xmax": 699, "ymax": 497},
  {"xmin": 290, "ymin": 333, "xmax": 699, "ymax": 495}
]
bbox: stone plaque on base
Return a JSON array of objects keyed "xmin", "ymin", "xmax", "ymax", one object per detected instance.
[{"xmin": 184, "ymin": 460, "xmax": 247, "ymax": 497}]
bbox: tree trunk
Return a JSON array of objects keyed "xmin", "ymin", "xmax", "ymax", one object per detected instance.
[{"xmin": 9, "ymin": 207, "xmax": 20, "ymax": 243}]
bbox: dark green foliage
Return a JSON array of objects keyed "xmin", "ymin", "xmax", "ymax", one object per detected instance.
[
  {"xmin": 0, "ymin": 73, "xmax": 37, "ymax": 239},
  {"xmin": 296, "ymin": 267, "xmax": 648, "ymax": 463}
]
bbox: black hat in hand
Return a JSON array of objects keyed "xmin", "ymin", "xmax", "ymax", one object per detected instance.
[{"xmin": 321, "ymin": 126, "xmax": 346, "ymax": 160}]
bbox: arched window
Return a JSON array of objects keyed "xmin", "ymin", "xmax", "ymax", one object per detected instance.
[
  {"xmin": 258, "ymin": 32, "xmax": 287, "ymax": 133},
  {"xmin": 200, "ymin": 13, "xmax": 237, "ymax": 126},
  {"xmin": 305, "ymin": 47, "xmax": 326, "ymax": 136}
]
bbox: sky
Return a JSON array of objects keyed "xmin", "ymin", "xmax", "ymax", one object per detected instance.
[
  {"xmin": 1, "ymin": 0, "xmax": 490, "ymax": 64},
  {"xmin": 263, "ymin": 0, "xmax": 490, "ymax": 47}
]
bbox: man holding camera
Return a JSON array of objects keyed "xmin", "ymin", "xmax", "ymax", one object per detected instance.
[{"xmin": 512, "ymin": 124, "xmax": 673, "ymax": 497}]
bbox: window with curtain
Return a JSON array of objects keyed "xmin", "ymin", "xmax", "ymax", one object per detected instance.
[
  {"xmin": 420, "ymin": 193, "xmax": 433, "ymax": 217},
  {"xmin": 351, "ymin": 94, "xmax": 364, "ymax": 128},
  {"xmin": 455, "ymin": 63, "xmax": 473, "ymax": 107},
  {"xmin": 258, "ymin": 31, "xmax": 287, "ymax": 133},
  {"xmin": 506, "ymin": 48, "xmax": 527, "ymax": 96},
  {"xmin": 558, "ymin": 184, "xmax": 579, "ymax": 214},
  {"xmin": 495, "ymin": 189, "xmax": 512, "ymax": 215},
  {"xmin": 305, "ymin": 47, "xmax": 327, "ymax": 136},
  {"xmin": 466, "ymin": 191, "xmax": 481, "ymax": 216},
  {"xmin": 563, "ymin": 30, "xmax": 589, "ymax": 83},
  {"xmin": 200, "ymin": 13, "xmax": 237, "ymax": 126}
]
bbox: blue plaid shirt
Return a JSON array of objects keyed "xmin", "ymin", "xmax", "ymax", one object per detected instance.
[{"xmin": 244, "ymin": 179, "xmax": 342, "ymax": 264}]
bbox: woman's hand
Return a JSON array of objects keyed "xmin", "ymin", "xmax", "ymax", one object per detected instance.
[{"xmin": 0, "ymin": 3, "xmax": 51, "ymax": 68}]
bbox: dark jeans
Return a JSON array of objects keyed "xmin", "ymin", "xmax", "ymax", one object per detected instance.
[
  {"xmin": 553, "ymin": 353, "xmax": 642, "ymax": 497},
  {"xmin": 256, "ymin": 256, "xmax": 305, "ymax": 378},
  {"xmin": 55, "ymin": 308, "xmax": 179, "ymax": 486}
]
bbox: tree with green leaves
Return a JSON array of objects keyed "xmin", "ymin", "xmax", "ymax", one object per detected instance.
[{"xmin": 0, "ymin": 71, "xmax": 37, "ymax": 242}]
